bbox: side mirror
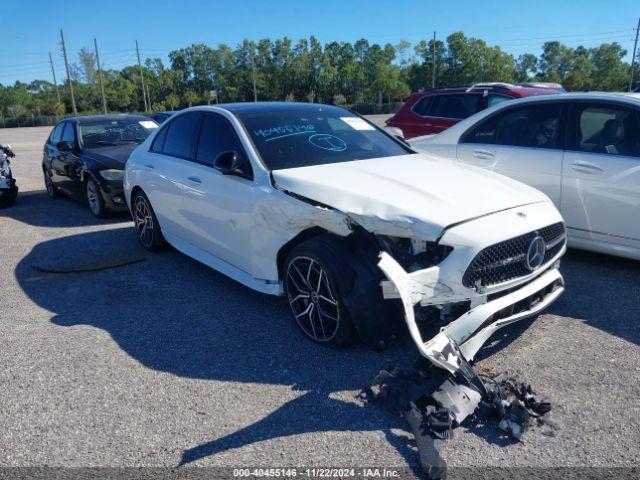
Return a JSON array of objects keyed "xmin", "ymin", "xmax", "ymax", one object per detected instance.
[
  {"xmin": 214, "ymin": 150, "xmax": 242, "ymax": 176},
  {"xmin": 57, "ymin": 141, "xmax": 74, "ymax": 152}
]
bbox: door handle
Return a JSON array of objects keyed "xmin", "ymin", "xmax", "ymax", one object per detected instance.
[
  {"xmin": 472, "ymin": 149, "xmax": 495, "ymax": 160},
  {"xmin": 143, "ymin": 164, "xmax": 154, "ymax": 170},
  {"xmin": 187, "ymin": 175, "xmax": 201, "ymax": 183},
  {"xmin": 571, "ymin": 161, "xmax": 603, "ymax": 174}
]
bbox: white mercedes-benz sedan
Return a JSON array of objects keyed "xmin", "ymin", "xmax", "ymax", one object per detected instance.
[
  {"xmin": 124, "ymin": 103, "xmax": 566, "ymax": 369},
  {"xmin": 410, "ymin": 92, "xmax": 640, "ymax": 261}
]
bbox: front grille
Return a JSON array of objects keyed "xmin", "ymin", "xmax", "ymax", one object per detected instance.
[{"xmin": 462, "ymin": 222, "xmax": 565, "ymax": 288}]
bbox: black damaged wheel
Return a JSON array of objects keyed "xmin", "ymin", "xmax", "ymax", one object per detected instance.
[
  {"xmin": 132, "ymin": 190, "xmax": 165, "ymax": 251},
  {"xmin": 284, "ymin": 236, "xmax": 357, "ymax": 347}
]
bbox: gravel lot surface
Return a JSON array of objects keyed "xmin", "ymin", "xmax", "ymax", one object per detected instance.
[{"xmin": 0, "ymin": 126, "xmax": 638, "ymax": 476}]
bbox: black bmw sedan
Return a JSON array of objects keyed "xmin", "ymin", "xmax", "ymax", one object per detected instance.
[{"xmin": 42, "ymin": 115, "xmax": 158, "ymax": 217}]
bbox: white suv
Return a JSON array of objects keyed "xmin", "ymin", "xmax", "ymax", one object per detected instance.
[{"xmin": 124, "ymin": 103, "xmax": 565, "ymax": 368}]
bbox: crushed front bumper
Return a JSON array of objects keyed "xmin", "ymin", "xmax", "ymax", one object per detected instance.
[{"xmin": 378, "ymin": 252, "xmax": 564, "ymax": 373}]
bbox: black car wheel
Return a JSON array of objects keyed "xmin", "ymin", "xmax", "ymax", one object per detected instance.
[
  {"xmin": 284, "ymin": 236, "xmax": 356, "ymax": 347},
  {"xmin": 132, "ymin": 190, "xmax": 164, "ymax": 251},
  {"xmin": 43, "ymin": 169, "xmax": 58, "ymax": 198},
  {"xmin": 86, "ymin": 179, "xmax": 107, "ymax": 217}
]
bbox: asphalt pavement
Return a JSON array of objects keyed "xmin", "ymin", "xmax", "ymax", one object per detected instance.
[{"xmin": 0, "ymin": 126, "xmax": 638, "ymax": 476}]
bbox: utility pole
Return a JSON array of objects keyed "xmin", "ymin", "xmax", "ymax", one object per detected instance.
[
  {"xmin": 250, "ymin": 42, "xmax": 257, "ymax": 102},
  {"xmin": 60, "ymin": 29, "xmax": 77, "ymax": 116},
  {"xmin": 432, "ymin": 31, "xmax": 437, "ymax": 89},
  {"xmin": 135, "ymin": 40, "xmax": 149, "ymax": 112},
  {"xmin": 94, "ymin": 38, "xmax": 107, "ymax": 114},
  {"xmin": 630, "ymin": 17, "xmax": 640, "ymax": 91},
  {"xmin": 49, "ymin": 51, "xmax": 61, "ymax": 103}
]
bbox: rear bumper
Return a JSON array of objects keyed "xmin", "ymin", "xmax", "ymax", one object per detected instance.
[{"xmin": 378, "ymin": 252, "xmax": 564, "ymax": 373}]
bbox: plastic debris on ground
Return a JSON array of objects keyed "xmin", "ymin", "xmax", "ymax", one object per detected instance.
[{"xmin": 361, "ymin": 356, "xmax": 554, "ymax": 479}]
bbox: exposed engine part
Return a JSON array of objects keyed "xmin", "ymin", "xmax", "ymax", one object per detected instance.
[{"xmin": 376, "ymin": 235, "xmax": 453, "ymax": 272}]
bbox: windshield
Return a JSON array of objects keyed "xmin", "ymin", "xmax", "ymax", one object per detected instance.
[
  {"xmin": 80, "ymin": 119, "xmax": 158, "ymax": 146},
  {"xmin": 235, "ymin": 105, "xmax": 410, "ymax": 170}
]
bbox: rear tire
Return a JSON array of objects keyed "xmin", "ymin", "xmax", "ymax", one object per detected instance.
[
  {"xmin": 284, "ymin": 235, "xmax": 357, "ymax": 347},
  {"xmin": 132, "ymin": 190, "xmax": 165, "ymax": 251}
]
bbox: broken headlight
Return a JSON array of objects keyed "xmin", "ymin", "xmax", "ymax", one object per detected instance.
[{"xmin": 377, "ymin": 236, "xmax": 453, "ymax": 271}]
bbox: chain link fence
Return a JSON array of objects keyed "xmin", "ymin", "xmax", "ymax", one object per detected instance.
[
  {"xmin": 0, "ymin": 102, "xmax": 402, "ymax": 129},
  {"xmin": 0, "ymin": 115, "xmax": 62, "ymax": 129}
]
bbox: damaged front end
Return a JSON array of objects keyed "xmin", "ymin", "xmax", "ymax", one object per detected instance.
[{"xmin": 375, "ymin": 203, "xmax": 567, "ymax": 373}]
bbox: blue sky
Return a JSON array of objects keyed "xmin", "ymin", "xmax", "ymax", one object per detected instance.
[{"xmin": 2, "ymin": 0, "xmax": 638, "ymax": 85}]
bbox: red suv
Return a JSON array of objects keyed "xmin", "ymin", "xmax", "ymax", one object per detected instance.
[{"xmin": 386, "ymin": 83, "xmax": 559, "ymax": 139}]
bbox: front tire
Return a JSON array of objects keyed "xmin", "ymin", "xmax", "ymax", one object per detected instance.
[
  {"xmin": 43, "ymin": 168, "xmax": 58, "ymax": 198},
  {"xmin": 284, "ymin": 236, "xmax": 357, "ymax": 347},
  {"xmin": 132, "ymin": 190, "xmax": 165, "ymax": 251},
  {"xmin": 86, "ymin": 178, "xmax": 107, "ymax": 218}
]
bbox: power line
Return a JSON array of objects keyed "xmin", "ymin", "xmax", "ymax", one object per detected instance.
[
  {"xmin": 630, "ymin": 18, "xmax": 640, "ymax": 91},
  {"xmin": 136, "ymin": 40, "xmax": 149, "ymax": 112},
  {"xmin": 49, "ymin": 52, "xmax": 60, "ymax": 103}
]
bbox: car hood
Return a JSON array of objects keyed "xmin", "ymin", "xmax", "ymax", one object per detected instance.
[
  {"xmin": 82, "ymin": 143, "xmax": 139, "ymax": 168},
  {"xmin": 272, "ymin": 153, "xmax": 550, "ymax": 240}
]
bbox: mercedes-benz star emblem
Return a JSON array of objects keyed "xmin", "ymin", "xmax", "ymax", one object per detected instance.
[{"xmin": 525, "ymin": 235, "xmax": 546, "ymax": 271}]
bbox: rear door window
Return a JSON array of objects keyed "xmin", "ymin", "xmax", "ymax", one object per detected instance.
[
  {"xmin": 427, "ymin": 94, "xmax": 482, "ymax": 119},
  {"xmin": 463, "ymin": 103, "xmax": 563, "ymax": 149},
  {"xmin": 150, "ymin": 125, "xmax": 168, "ymax": 153},
  {"xmin": 575, "ymin": 104, "xmax": 640, "ymax": 158},
  {"xmin": 495, "ymin": 104, "xmax": 562, "ymax": 148},
  {"xmin": 161, "ymin": 112, "xmax": 202, "ymax": 159},
  {"xmin": 411, "ymin": 96, "xmax": 432, "ymax": 116}
]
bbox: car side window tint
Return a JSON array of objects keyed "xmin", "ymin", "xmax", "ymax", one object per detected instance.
[
  {"xmin": 61, "ymin": 122, "xmax": 76, "ymax": 143},
  {"xmin": 196, "ymin": 114, "xmax": 253, "ymax": 178},
  {"xmin": 161, "ymin": 112, "xmax": 202, "ymax": 159},
  {"xmin": 150, "ymin": 125, "xmax": 169, "ymax": 153},
  {"xmin": 412, "ymin": 96, "xmax": 432, "ymax": 116},
  {"xmin": 427, "ymin": 94, "xmax": 481, "ymax": 119},
  {"xmin": 462, "ymin": 114, "xmax": 500, "ymax": 144},
  {"xmin": 576, "ymin": 105, "xmax": 640, "ymax": 158},
  {"xmin": 50, "ymin": 123, "xmax": 65, "ymax": 144},
  {"xmin": 494, "ymin": 104, "xmax": 562, "ymax": 149}
]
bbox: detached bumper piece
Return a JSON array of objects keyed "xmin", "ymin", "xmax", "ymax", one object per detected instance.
[
  {"xmin": 378, "ymin": 252, "xmax": 564, "ymax": 371},
  {"xmin": 375, "ymin": 252, "xmax": 560, "ymax": 478},
  {"xmin": 363, "ymin": 358, "xmax": 553, "ymax": 479}
]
